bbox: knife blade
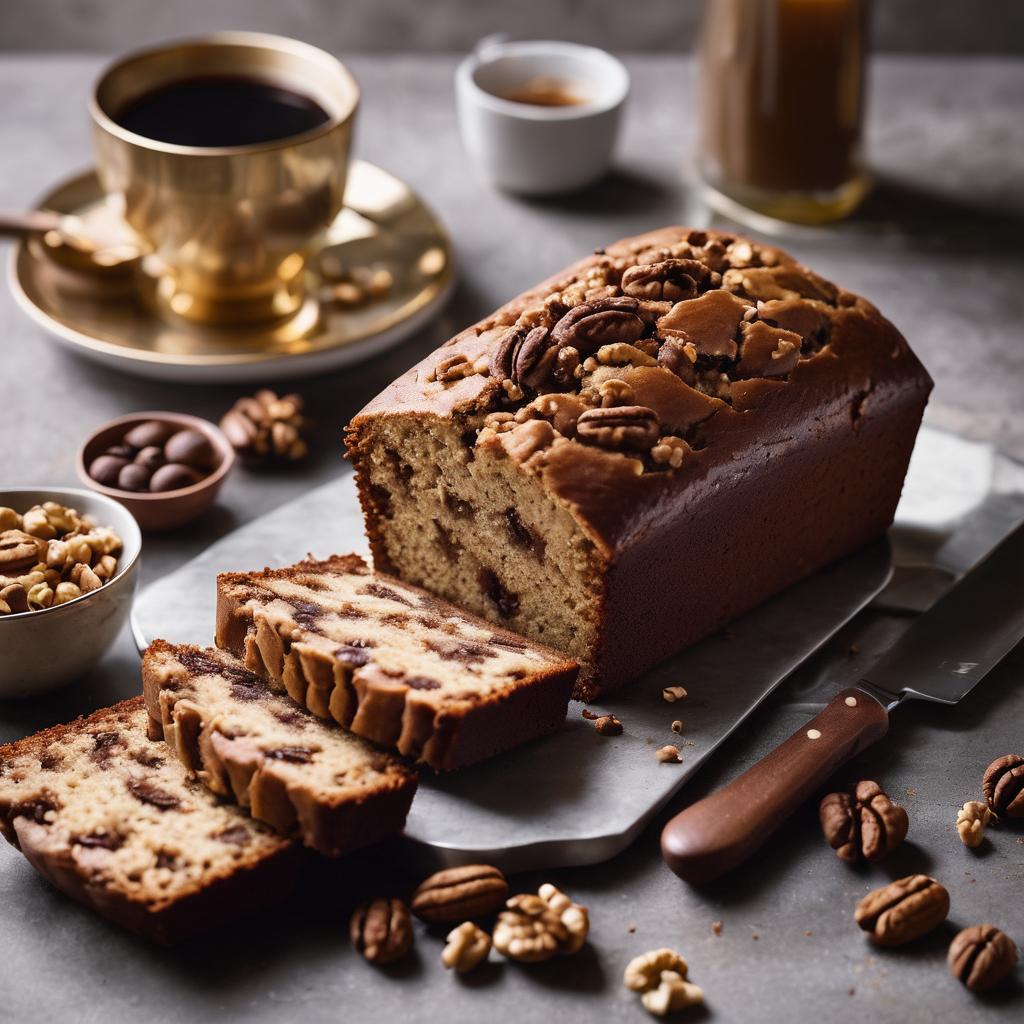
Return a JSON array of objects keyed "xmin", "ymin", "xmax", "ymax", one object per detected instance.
[{"xmin": 661, "ymin": 519, "xmax": 1024, "ymax": 884}]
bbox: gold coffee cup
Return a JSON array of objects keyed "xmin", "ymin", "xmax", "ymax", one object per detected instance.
[{"xmin": 90, "ymin": 32, "xmax": 359, "ymax": 325}]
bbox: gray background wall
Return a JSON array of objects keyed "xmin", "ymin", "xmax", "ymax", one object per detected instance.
[{"xmin": 0, "ymin": 0, "xmax": 1022, "ymax": 54}]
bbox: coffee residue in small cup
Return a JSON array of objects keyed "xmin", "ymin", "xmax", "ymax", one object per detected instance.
[{"xmin": 499, "ymin": 76, "xmax": 588, "ymax": 108}]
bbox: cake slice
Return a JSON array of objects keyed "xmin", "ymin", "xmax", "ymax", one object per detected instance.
[
  {"xmin": 0, "ymin": 698, "xmax": 300, "ymax": 944},
  {"xmin": 215, "ymin": 554, "xmax": 578, "ymax": 771},
  {"xmin": 142, "ymin": 641, "xmax": 417, "ymax": 856}
]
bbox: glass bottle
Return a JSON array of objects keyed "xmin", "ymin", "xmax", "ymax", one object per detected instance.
[{"xmin": 697, "ymin": 0, "xmax": 871, "ymax": 225}]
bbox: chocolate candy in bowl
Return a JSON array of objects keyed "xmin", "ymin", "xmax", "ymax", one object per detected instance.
[
  {"xmin": 77, "ymin": 412, "xmax": 235, "ymax": 531},
  {"xmin": 0, "ymin": 487, "xmax": 141, "ymax": 698}
]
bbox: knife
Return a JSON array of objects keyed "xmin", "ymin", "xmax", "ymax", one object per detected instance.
[{"xmin": 661, "ymin": 519, "xmax": 1024, "ymax": 884}]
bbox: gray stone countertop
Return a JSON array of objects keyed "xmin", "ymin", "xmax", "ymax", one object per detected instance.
[{"xmin": 1, "ymin": 54, "xmax": 1023, "ymax": 1023}]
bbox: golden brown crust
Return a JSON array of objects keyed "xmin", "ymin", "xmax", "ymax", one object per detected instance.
[
  {"xmin": 0, "ymin": 698, "xmax": 303, "ymax": 944},
  {"xmin": 142, "ymin": 641, "xmax": 417, "ymax": 856},
  {"xmin": 215, "ymin": 556, "xmax": 577, "ymax": 770},
  {"xmin": 347, "ymin": 227, "xmax": 933, "ymax": 696}
]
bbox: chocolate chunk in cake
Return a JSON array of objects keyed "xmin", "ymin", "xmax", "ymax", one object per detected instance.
[
  {"xmin": 215, "ymin": 555, "xmax": 578, "ymax": 771},
  {"xmin": 142, "ymin": 641, "xmax": 417, "ymax": 856},
  {"xmin": 0, "ymin": 698, "xmax": 300, "ymax": 944}
]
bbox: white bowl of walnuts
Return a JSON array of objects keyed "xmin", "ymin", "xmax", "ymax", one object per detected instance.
[{"xmin": 0, "ymin": 487, "xmax": 141, "ymax": 698}]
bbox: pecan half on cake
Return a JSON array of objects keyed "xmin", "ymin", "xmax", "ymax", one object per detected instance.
[
  {"xmin": 215, "ymin": 555, "xmax": 578, "ymax": 770},
  {"xmin": 346, "ymin": 227, "xmax": 932, "ymax": 699},
  {"xmin": 0, "ymin": 698, "xmax": 300, "ymax": 944},
  {"xmin": 142, "ymin": 641, "xmax": 417, "ymax": 855}
]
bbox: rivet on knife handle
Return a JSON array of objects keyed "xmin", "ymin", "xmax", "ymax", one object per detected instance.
[{"xmin": 660, "ymin": 688, "xmax": 889, "ymax": 884}]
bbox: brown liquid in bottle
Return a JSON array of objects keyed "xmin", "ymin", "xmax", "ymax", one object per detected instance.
[{"xmin": 698, "ymin": 0, "xmax": 869, "ymax": 223}]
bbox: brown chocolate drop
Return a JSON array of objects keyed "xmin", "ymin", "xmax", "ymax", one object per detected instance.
[
  {"xmin": 478, "ymin": 568, "xmax": 519, "ymax": 619},
  {"xmin": 127, "ymin": 778, "xmax": 180, "ymax": 810}
]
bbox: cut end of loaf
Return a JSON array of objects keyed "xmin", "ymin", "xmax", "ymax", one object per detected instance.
[{"xmin": 347, "ymin": 412, "xmax": 606, "ymax": 697}]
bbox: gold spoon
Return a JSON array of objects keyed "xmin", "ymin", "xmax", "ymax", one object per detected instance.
[{"xmin": 0, "ymin": 208, "xmax": 141, "ymax": 275}]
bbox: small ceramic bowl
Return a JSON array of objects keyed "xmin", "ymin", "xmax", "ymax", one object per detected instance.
[
  {"xmin": 77, "ymin": 411, "xmax": 235, "ymax": 531},
  {"xmin": 0, "ymin": 486, "xmax": 142, "ymax": 698},
  {"xmin": 456, "ymin": 38, "xmax": 630, "ymax": 195}
]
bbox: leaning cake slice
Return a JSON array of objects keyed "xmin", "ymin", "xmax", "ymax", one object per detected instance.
[
  {"xmin": 0, "ymin": 697, "xmax": 300, "ymax": 944},
  {"xmin": 142, "ymin": 641, "xmax": 417, "ymax": 857},
  {"xmin": 215, "ymin": 554, "xmax": 578, "ymax": 771}
]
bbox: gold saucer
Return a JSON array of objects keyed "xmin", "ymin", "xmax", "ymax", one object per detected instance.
[{"xmin": 9, "ymin": 161, "xmax": 454, "ymax": 383}]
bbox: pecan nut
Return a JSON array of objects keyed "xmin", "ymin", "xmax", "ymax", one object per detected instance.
[
  {"xmin": 819, "ymin": 780, "xmax": 908, "ymax": 863},
  {"xmin": 621, "ymin": 259, "xmax": 710, "ymax": 302},
  {"xmin": 550, "ymin": 297, "xmax": 646, "ymax": 355},
  {"xmin": 350, "ymin": 897, "xmax": 414, "ymax": 965},
  {"xmin": 490, "ymin": 326, "xmax": 558, "ymax": 391},
  {"xmin": 0, "ymin": 530, "xmax": 47, "ymax": 573},
  {"xmin": 410, "ymin": 864, "xmax": 508, "ymax": 923},
  {"xmin": 947, "ymin": 925, "xmax": 1018, "ymax": 992},
  {"xmin": 220, "ymin": 389, "xmax": 311, "ymax": 464},
  {"xmin": 576, "ymin": 405, "xmax": 660, "ymax": 452},
  {"xmin": 982, "ymin": 753, "xmax": 1024, "ymax": 818},
  {"xmin": 854, "ymin": 875, "xmax": 950, "ymax": 947},
  {"xmin": 441, "ymin": 921, "xmax": 492, "ymax": 973}
]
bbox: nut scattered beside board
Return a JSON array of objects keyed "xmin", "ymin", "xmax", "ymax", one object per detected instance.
[
  {"xmin": 220, "ymin": 389, "xmax": 312, "ymax": 464},
  {"xmin": 350, "ymin": 897, "xmax": 414, "ymax": 965},
  {"xmin": 411, "ymin": 864, "xmax": 509, "ymax": 923},
  {"xmin": 819, "ymin": 780, "xmax": 908, "ymax": 863},
  {"xmin": 624, "ymin": 949, "xmax": 704, "ymax": 1017},
  {"xmin": 947, "ymin": 925, "xmax": 1018, "ymax": 992},
  {"xmin": 982, "ymin": 753, "xmax": 1024, "ymax": 818},
  {"xmin": 854, "ymin": 875, "xmax": 949, "ymax": 947}
]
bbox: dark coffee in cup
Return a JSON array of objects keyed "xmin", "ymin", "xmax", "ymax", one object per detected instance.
[{"xmin": 115, "ymin": 75, "xmax": 330, "ymax": 148}]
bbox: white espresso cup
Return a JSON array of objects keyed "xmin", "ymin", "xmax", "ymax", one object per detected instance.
[{"xmin": 456, "ymin": 38, "xmax": 630, "ymax": 196}]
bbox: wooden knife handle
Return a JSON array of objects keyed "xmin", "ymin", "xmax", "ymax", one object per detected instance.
[{"xmin": 660, "ymin": 688, "xmax": 889, "ymax": 884}]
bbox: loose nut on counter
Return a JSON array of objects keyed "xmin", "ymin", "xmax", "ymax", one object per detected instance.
[
  {"xmin": 948, "ymin": 925, "xmax": 1018, "ymax": 993},
  {"xmin": 662, "ymin": 686, "xmax": 687, "ymax": 702},
  {"xmin": 624, "ymin": 949, "xmax": 703, "ymax": 1018},
  {"xmin": 441, "ymin": 922, "xmax": 492, "ymax": 973},
  {"xmin": 410, "ymin": 864, "xmax": 508, "ymax": 923},
  {"xmin": 492, "ymin": 884, "xmax": 589, "ymax": 963},
  {"xmin": 641, "ymin": 971, "xmax": 705, "ymax": 1017},
  {"xmin": 982, "ymin": 754, "xmax": 1024, "ymax": 819},
  {"xmin": 819, "ymin": 781, "xmax": 909, "ymax": 863},
  {"xmin": 956, "ymin": 801, "xmax": 993, "ymax": 848},
  {"xmin": 854, "ymin": 875, "xmax": 950, "ymax": 947},
  {"xmin": 655, "ymin": 745, "xmax": 681, "ymax": 763},
  {"xmin": 350, "ymin": 897, "xmax": 414, "ymax": 965},
  {"xmin": 220, "ymin": 390, "xmax": 312, "ymax": 464},
  {"xmin": 594, "ymin": 713, "xmax": 623, "ymax": 736}
]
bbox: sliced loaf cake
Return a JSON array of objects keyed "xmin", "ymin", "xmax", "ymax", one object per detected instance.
[
  {"xmin": 0, "ymin": 698, "xmax": 300, "ymax": 944},
  {"xmin": 215, "ymin": 554, "xmax": 578, "ymax": 771},
  {"xmin": 142, "ymin": 641, "xmax": 417, "ymax": 856}
]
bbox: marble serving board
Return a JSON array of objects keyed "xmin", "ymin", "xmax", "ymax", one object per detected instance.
[
  {"xmin": 133, "ymin": 427, "xmax": 1024, "ymax": 872},
  {"xmin": 132, "ymin": 476, "xmax": 892, "ymax": 874}
]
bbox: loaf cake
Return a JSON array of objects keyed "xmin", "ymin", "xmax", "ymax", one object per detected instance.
[
  {"xmin": 142, "ymin": 641, "xmax": 417, "ymax": 856},
  {"xmin": 0, "ymin": 698, "xmax": 300, "ymax": 944},
  {"xmin": 215, "ymin": 554, "xmax": 578, "ymax": 770},
  {"xmin": 346, "ymin": 227, "xmax": 933, "ymax": 698}
]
